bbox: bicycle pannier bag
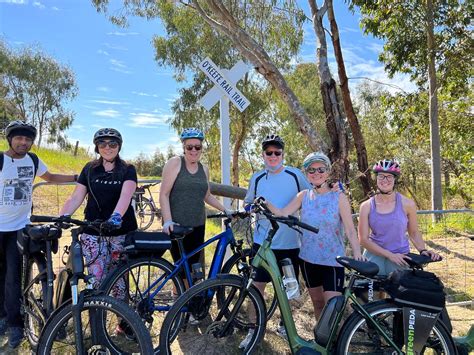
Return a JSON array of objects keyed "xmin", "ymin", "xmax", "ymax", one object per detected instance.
[
  {"xmin": 387, "ymin": 269, "xmax": 445, "ymax": 313},
  {"xmin": 124, "ymin": 231, "xmax": 171, "ymax": 257},
  {"xmin": 17, "ymin": 227, "xmax": 59, "ymax": 255}
]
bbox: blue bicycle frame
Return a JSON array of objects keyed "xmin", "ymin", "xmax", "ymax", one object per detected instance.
[{"xmin": 141, "ymin": 219, "xmax": 237, "ymax": 312}]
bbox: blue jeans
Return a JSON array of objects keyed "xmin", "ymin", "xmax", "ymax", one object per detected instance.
[{"xmin": 0, "ymin": 230, "xmax": 23, "ymax": 328}]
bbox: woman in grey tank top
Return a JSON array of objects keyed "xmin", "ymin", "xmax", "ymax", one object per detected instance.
[
  {"xmin": 358, "ymin": 159, "xmax": 441, "ymax": 276},
  {"xmin": 159, "ymin": 128, "xmax": 231, "ymax": 269}
]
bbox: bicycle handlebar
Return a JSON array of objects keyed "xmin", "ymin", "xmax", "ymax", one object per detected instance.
[
  {"xmin": 139, "ymin": 182, "xmax": 159, "ymax": 189},
  {"xmin": 207, "ymin": 211, "xmax": 250, "ymax": 219},
  {"xmin": 30, "ymin": 215, "xmax": 104, "ymax": 231}
]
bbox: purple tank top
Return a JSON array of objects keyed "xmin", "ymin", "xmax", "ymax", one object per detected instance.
[{"xmin": 368, "ymin": 193, "xmax": 409, "ymax": 254}]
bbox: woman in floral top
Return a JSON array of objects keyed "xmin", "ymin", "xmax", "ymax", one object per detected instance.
[{"xmin": 264, "ymin": 152, "xmax": 363, "ymax": 320}]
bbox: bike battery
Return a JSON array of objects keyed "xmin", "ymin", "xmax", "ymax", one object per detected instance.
[{"xmin": 314, "ymin": 295, "xmax": 345, "ymax": 347}]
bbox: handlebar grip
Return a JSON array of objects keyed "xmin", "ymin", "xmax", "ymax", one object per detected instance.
[
  {"xmin": 297, "ymin": 221, "xmax": 319, "ymax": 234},
  {"xmin": 207, "ymin": 213, "xmax": 225, "ymax": 218},
  {"xmin": 30, "ymin": 215, "xmax": 58, "ymax": 223}
]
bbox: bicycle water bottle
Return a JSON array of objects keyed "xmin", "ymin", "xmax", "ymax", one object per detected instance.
[
  {"xmin": 280, "ymin": 258, "xmax": 300, "ymax": 300},
  {"xmin": 191, "ymin": 263, "xmax": 204, "ymax": 283}
]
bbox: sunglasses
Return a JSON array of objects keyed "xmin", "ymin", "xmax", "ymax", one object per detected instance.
[
  {"xmin": 264, "ymin": 150, "xmax": 282, "ymax": 157},
  {"xmin": 306, "ymin": 167, "xmax": 328, "ymax": 174},
  {"xmin": 377, "ymin": 174, "xmax": 395, "ymax": 182},
  {"xmin": 185, "ymin": 144, "xmax": 202, "ymax": 151},
  {"xmin": 97, "ymin": 140, "xmax": 119, "ymax": 149}
]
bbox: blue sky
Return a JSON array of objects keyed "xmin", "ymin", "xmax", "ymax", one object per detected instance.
[{"xmin": 0, "ymin": 0, "xmax": 413, "ymax": 159}]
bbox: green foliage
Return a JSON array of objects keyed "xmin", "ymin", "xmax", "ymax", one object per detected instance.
[
  {"xmin": 0, "ymin": 40, "xmax": 78, "ymax": 147},
  {"xmin": 131, "ymin": 149, "xmax": 167, "ymax": 177}
]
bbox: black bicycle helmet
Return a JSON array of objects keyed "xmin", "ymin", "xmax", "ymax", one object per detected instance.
[
  {"xmin": 93, "ymin": 128, "xmax": 123, "ymax": 145},
  {"xmin": 261, "ymin": 134, "xmax": 285, "ymax": 150},
  {"xmin": 5, "ymin": 120, "xmax": 37, "ymax": 140}
]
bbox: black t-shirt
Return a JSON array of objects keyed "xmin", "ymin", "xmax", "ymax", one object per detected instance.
[{"xmin": 77, "ymin": 162, "xmax": 138, "ymax": 236}]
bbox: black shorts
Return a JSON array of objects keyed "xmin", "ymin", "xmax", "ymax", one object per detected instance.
[
  {"xmin": 250, "ymin": 243, "xmax": 300, "ymax": 283},
  {"xmin": 170, "ymin": 225, "xmax": 205, "ymax": 273},
  {"xmin": 300, "ymin": 259, "xmax": 344, "ymax": 292}
]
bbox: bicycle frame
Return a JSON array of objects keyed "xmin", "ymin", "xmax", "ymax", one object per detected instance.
[
  {"xmin": 136, "ymin": 219, "xmax": 236, "ymax": 312},
  {"xmin": 251, "ymin": 226, "xmax": 403, "ymax": 354}
]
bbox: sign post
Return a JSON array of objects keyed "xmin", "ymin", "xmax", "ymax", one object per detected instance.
[{"xmin": 198, "ymin": 57, "xmax": 250, "ymax": 211}]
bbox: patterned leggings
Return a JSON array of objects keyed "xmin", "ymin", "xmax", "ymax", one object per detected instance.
[{"xmin": 81, "ymin": 233, "xmax": 125, "ymax": 298}]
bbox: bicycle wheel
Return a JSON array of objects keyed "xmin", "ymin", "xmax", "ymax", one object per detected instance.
[
  {"xmin": 136, "ymin": 196, "xmax": 155, "ymax": 230},
  {"xmin": 159, "ymin": 274, "xmax": 266, "ymax": 355},
  {"xmin": 23, "ymin": 254, "xmax": 47, "ymax": 350},
  {"xmin": 336, "ymin": 300, "xmax": 456, "ymax": 354},
  {"xmin": 99, "ymin": 256, "xmax": 185, "ymax": 350},
  {"xmin": 37, "ymin": 294, "xmax": 153, "ymax": 355}
]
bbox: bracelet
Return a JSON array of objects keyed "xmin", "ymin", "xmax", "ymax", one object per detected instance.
[
  {"xmin": 419, "ymin": 249, "xmax": 428, "ymax": 255},
  {"xmin": 73, "ymin": 174, "xmax": 78, "ymax": 182}
]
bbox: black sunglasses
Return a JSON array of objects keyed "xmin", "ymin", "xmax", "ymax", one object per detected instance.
[
  {"xmin": 97, "ymin": 140, "xmax": 119, "ymax": 149},
  {"xmin": 185, "ymin": 144, "xmax": 202, "ymax": 151},
  {"xmin": 306, "ymin": 167, "xmax": 328, "ymax": 174},
  {"xmin": 264, "ymin": 150, "xmax": 282, "ymax": 157}
]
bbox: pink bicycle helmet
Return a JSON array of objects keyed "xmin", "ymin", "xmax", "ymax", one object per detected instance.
[{"xmin": 372, "ymin": 159, "xmax": 401, "ymax": 176}]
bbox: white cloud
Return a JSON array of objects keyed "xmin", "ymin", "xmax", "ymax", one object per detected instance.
[
  {"xmin": 109, "ymin": 58, "xmax": 132, "ymax": 74},
  {"xmin": 51, "ymin": 6, "xmax": 59, "ymax": 10},
  {"xmin": 92, "ymin": 109, "xmax": 120, "ymax": 118},
  {"xmin": 107, "ymin": 31, "xmax": 140, "ymax": 36},
  {"xmin": 103, "ymin": 43, "xmax": 128, "ymax": 51},
  {"xmin": 90, "ymin": 99, "xmax": 129, "ymax": 105},
  {"xmin": 32, "ymin": 1, "xmax": 44, "ymax": 9},
  {"xmin": 97, "ymin": 49, "xmax": 110, "ymax": 56},
  {"xmin": 0, "ymin": 0, "xmax": 27, "ymax": 4},
  {"xmin": 131, "ymin": 91, "xmax": 159, "ymax": 98},
  {"xmin": 96, "ymin": 86, "xmax": 110, "ymax": 92},
  {"xmin": 127, "ymin": 113, "xmax": 171, "ymax": 128}
]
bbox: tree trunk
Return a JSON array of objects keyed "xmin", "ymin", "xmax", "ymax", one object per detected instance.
[
  {"xmin": 192, "ymin": 0, "xmax": 327, "ymax": 152},
  {"xmin": 426, "ymin": 0, "xmax": 443, "ymax": 215},
  {"xmin": 326, "ymin": 0, "xmax": 372, "ymax": 194},
  {"xmin": 308, "ymin": 0, "xmax": 349, "ymax": 181}
]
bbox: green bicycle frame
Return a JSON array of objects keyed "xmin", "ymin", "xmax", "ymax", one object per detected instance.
[{"xmin": 251, "ymin": 235, "xmax": 403, "ymax": 354}]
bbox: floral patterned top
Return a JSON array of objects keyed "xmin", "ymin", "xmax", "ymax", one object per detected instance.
[{"xmin": 299, "ymin": 189, "xmax": 345, "ymax": 266}]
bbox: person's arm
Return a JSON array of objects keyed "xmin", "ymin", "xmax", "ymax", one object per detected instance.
[
  {"xmin": 203, "ymin": 165, "xmax": 226, "ymax": 212},
  {"xmin": 59, "ymin": 183, "xmax": 88, "ymax": 216},
  {"xmin": 404, "ymin": 197, "xmax": 441, "ymax": 261},
  {"xmin": 159, "ymin": 157, "xmax": 180, "ymax": 233},
  {"xmin": 339, "ymin": 194, "xmax": 363, "ymax": 260},
  {"xmin": 112, "ymin": 180, "xmax": 136, "ymax": 216},
  {"xmin": 265, "ymin": 191, "xmax": 305, "ymax": 217},
  {"xmin": 358, "ymin": 200, "xmax": 410, "ymax": 266},
  {"xmin": 40, "ymin": 171, "xmax": 77, "ymax": 183}
]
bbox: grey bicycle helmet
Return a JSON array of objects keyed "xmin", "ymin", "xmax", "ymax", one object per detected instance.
[
  {"xmin": 93, "ymin": 128, "xmax": 123, "ymax": 145},
  {"xmin": 261, "ymin": 134, "xmax": 284, "ymax": 150},
  {"xmin": 5, "ymin": 120, "xmax": 37, "ymax": 140},
  {"xmin": 302, "ymin": 152, "xmax": 331, "ymax": 170}
]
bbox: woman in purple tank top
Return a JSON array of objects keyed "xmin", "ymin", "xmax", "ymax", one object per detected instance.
[{"xmin": 358, "ymin": 159, "xmax": 440, "ymax": 276}]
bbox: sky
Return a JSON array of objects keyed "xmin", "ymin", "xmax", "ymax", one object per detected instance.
[{"xmin": 0, "ymin": 0, "xmax": 414, "ymax": 159}]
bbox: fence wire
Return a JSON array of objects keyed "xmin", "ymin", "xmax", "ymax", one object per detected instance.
[{"xmin": 32, "ymin": 181, "xmax": 473, "ymax": 306}]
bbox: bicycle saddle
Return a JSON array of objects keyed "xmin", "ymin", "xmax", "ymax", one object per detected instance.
[
  {"xmin": 169, "ymin": 225, "xmax": 194, "ymax": 240},
  {"xmin": 24, "ymin": 224, "xmax": 62, "ymax": 241},
  {"xmin": 405, "ymin": 252, "xmax": 441, "ymax": 268},
  {"xmin": 336, "ymin": 256, "xmax": 379, "ymax": 277}
]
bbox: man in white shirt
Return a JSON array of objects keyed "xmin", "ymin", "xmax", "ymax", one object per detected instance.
[{"xmin": 0, "ymin": 120, "xmax": 77, "ymax": 349}]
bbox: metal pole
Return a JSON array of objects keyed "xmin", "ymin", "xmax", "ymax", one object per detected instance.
[{"xmin": 219, "ymin": 96, "xmax": 231, "ymax": 211}]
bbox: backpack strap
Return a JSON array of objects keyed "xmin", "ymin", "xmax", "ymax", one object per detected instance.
[
  {"xmin": 0, "ymin": 151, "xmax": 39, "ymax": 177},
  {"xmin": 27, "ymin": 152, "xmax": 39, "ymax": 178}
]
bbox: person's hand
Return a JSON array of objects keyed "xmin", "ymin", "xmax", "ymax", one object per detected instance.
[
  {"xmin": 330, "ymin": 181, "xmax": 345, "ymax": 193},
  {"xmin": 420, "ymin": 249, "xmax": 441, "ymax": 261},
  {"xmin": 103, "ymin": 212, "xmax": 122, "ymax": 230},
  {"xmin": 353, "ymin": 253, "xmax": 366, "ymax": 261},
  {"xmin": 162, "ymin": 220, "xmax": 176, "ymax": 235},
  {"xmin": 388, "ymin": 252, "xmax": 410, "ymax": 267}
]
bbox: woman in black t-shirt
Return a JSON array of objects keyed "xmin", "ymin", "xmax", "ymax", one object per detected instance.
[{"xmin": 60, "ymin": 128, "xmax": 137, "ymax": 300}]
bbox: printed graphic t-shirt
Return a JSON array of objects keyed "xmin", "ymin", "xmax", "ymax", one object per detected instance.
[
  {"xmin": 0, "ymin": 154, "xmax": 48, "ymax": 231},
  {"xmin": 77, "ymin": 162, "xmax": 138, "ymax": 236}
]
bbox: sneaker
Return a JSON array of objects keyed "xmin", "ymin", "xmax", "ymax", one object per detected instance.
[
  {"xmin": 188, "ymin": 314, "xmax": 200, "ymax": 326},
  {"xmin": 8, "ymin": 327, "xmax": 24, "ymax": 349},
  {"xmin": 0, "ymin": 317, "xmax": 6, "ymax": 336},
  {"xmin": 276, "ymin": 322, "xmax": 288, "ymax": 340},
  {"xmin": 115, "ymin": 320, "xmax": 136, "ymax": 341},
  {"xmin": 239, "ymin": 328, "xmax": 255, "ymax": 349}
]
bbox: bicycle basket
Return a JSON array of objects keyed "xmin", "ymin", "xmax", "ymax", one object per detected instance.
[
  {"xmin": 124, "ymin": 231, "xmax": 171, "ymax": 257},
  {"xmin": 387, "ymin": 269, "xmax": 446, "ymax": 312},
  {"xmin": 17, "ymin": 226, "xmax": 60, "ymax": 255}
]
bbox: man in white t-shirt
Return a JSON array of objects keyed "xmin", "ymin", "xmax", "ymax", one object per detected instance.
[{"xmin": 0, "ymin": 120, "xmax": 77, "ymax": 349}]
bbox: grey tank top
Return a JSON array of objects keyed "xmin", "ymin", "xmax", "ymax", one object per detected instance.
[{"xmin": 169, "ymin": 156, "xmax": 208, "ymax": 227}]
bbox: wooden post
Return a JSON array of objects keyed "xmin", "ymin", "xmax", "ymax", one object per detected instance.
[{"xmin": 73, "ymin": 140, "xmax": 79, "ymax": 156}]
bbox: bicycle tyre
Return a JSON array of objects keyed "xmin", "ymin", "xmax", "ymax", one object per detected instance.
[
  {"xmin": 37, "ymin": 294, "xmax": 154, "ymax": 355},
  {"xmin": 99, "ymin": 256, "xmax": 185, "ymax": 350},
  {"xmin": 159, "ymin": 274, "xmax": 266, "ymax": 355},
  {"xmin": 336, "ymin": 299, "xmax": 456, "ymax": 354},
  {"xmin": 23, "ymin": 255, "xmax": 47, "ymax": 350},
  {"xmin": 220, "ymin": 248, "xmax": 278, "ymax": 322},
  {"xmin": 136, "ymin": 196, "xmax": 155, "ymax": 230}
]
